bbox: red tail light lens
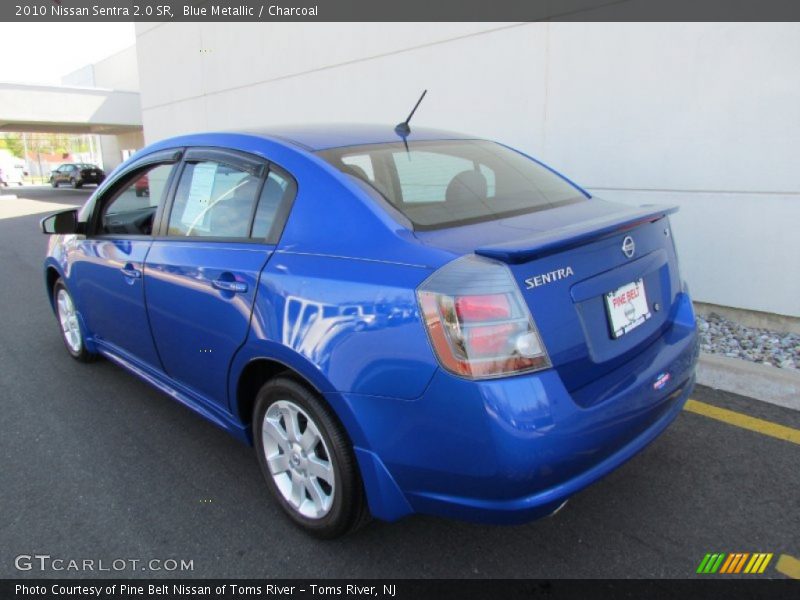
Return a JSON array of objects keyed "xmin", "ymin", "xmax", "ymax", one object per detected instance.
[
  {"xmin": 455, "ymin": 294, "xmax": 511, "ymax": 322},
  {"xmin": 417, "ymin": 255, "xmax": 550, "ymax": 379}
]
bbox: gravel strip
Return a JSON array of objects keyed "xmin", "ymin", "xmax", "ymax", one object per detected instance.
[{"xmin": 697, "ymin": 313, "xmax": 799, "ymax": 370}]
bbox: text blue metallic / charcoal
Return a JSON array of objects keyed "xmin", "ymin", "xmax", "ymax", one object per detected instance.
[{"xmin": 43, "ymin": 125, "xmax": 698, "ymax": 531}]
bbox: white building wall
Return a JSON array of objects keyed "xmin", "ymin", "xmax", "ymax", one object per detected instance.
[
  {"xmin": 135, "ymin": 22, "xmax": 800, "ymax": 318},
  {"xmin": 62, "ymin": 45, "xmax": 140, "ymax": 91},
  {"xmin": 60, "ymin": 64, "xmax": 95, "ymax": 88},
  {"xmin": 92, "ymin": 46, "xmax": 140, "ymax": 91},
  {"xmin": 59, "ymin": 45, "xmax": 143, "ymax": 170}
]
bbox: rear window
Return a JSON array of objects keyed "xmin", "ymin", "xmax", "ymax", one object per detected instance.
[{"xmin": 318, "ymin": 139, "xmax": 586, "ymax": 230}]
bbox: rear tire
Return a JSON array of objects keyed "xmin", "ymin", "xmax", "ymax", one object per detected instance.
[
  {"xmin": 53, "ymin": 279, "xmax": 96, "ymax": 363},
  {"xmin": 253, "ymin": 377, "xmax": 370, "ymax": 538},
  {"xmin": 71, "ymin": 178, "xmax": 81, "ymax": 189}
]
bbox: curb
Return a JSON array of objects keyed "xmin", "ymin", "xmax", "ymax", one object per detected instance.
[{"xmin": 697, "ymin": 352, "xmax": 800, "ymax": 411}]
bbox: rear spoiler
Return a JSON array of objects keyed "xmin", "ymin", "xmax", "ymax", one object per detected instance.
[{"xmin": 475, "ymin": 204, "xmax": 679, "ymax": 264}]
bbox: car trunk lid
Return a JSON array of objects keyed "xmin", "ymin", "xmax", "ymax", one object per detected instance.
[{"xmin": 415, "ymin": 200, "xmax": 682, "ymax": 396}]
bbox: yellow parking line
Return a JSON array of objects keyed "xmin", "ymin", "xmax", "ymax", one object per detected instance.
[
  {"xmin": 776, "ymin": 554, "xmax": 800, "ymax": 579},
  {"xmin": 684, "ymin": 399, "xmax": 800, "ymax": 446}
]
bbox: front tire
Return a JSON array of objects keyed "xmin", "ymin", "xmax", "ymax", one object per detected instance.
[
  {"xmin": 253, "ymin": 377, "xmax": 370, "ymax": 538},
  {"xmin": 50, "ymin": 177, "xmax": 58, "ymax": 188},
  {"xmin": 53, "ymin": 279, "xmax": 95, "ymax": 362}
]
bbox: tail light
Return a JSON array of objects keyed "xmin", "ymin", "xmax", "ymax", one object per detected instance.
[{"xmin": 417, "ymin": 255, "xmax": 550, "ymax": 379}]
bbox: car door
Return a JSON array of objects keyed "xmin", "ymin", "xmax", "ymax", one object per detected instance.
[
  {"xmin": 55, "ymin": 165, "xmax": 68, "ymax": 184},
  {"xmin": 144, "ymin": 148, "xmax": 295, "ymax": 408},
  {"xmin": 68, "ymin": 151, "xmax": 181, "ymax": 370}
]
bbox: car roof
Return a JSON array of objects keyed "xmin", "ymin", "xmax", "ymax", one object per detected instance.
[{"xmin": 237, "ymin": 123, "xmax": 476, "ymax": 151}]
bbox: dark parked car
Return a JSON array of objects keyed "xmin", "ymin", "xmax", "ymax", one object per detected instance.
[{"xmin": 50, "ymin": 163, "xmax": 105, "ymax": 188}]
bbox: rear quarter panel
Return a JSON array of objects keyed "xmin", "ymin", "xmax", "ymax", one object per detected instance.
[{"xmin": 235, "ymin": 253, "xmax": 438, "ymax": 402}]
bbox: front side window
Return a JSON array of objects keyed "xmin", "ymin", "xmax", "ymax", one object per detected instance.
[
  {"xmin": 167, "ymin": 161, "xmax": 261, "ymax": 238},
  {"xmin": 319, "ymin": 139, "xmax": 586, "ymax": 230},
  {"xmin": 99, "ymin": 163, "xmax": 174, "ymax": 235}
]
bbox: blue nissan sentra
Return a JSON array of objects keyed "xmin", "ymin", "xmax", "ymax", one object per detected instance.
[{"xmin": 41, "ymin": 124, "xmax": 698, "ymax": 538}]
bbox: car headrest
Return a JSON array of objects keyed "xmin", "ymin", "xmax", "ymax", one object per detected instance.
[
  {"xmin": 445, "ymin": 169, "xmax": 488, "ymax": 204},
  {"xmin": 232, "ymin": 176, "xmax": 262, "ymax": 201},
  {"xmin": 341, "ymin": 164, "xmax": 369, "ymax": 181}
]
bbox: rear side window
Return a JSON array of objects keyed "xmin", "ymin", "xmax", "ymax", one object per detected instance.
[
  {"xmin": 167, "ymin": 161, "xmax": 261, "ymax": 238},
  {"xmin": 319, "ymin": 140, "xmax": 585, "ymax": 230},
  {"xmin": 251, "ymin": 166, "xmax": 297, "ymax": 241}
]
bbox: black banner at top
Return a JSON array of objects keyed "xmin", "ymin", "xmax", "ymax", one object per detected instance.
[{"xmin": 3, "ymin": 0, "xmax": 800, "ymax": 22}]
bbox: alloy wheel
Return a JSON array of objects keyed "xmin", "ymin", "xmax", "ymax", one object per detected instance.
[
  {"xmin": 56, "ymin": 288, "xmax": 82, "ymax": 354},
  {"xmin": 261, "ymin": 399, "xmax": 335, "ymax": 519}
]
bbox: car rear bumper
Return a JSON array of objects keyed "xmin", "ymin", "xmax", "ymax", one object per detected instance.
[
  {"xmin": 403, "ymin": 373, "xmax": 694, "ymax": 523},
  {"xmin": 344, "ymin": 292, "xmax": 699, "ymax": 523}
]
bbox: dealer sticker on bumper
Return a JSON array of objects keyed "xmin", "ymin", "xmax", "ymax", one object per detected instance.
[{"xmin": 605, "ymin": 278, "xmax": 651, "ymax": 338}]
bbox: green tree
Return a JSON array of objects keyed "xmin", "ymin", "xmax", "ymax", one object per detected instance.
[{"xmin": 0, "ymin": 133, "xmax": 24, "ymax": 158}]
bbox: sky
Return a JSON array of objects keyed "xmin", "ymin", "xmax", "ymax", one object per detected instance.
[{"xmin": 0, "ymin": 23, "xmax": 136, "ymax": 86}]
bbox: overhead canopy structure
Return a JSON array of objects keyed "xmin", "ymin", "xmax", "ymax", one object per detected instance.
[{"xmin": 0, "ymin": 82, "xmax": 141, "ymax": 134}]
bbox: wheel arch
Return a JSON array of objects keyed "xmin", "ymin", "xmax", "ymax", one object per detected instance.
[
  {"xmin": 231, "ymin": 350, "xmax": 368, "ymax": 449},
  {"xmin": 45, "ymin": 264, "xmax": 62, "ymax": 310},
  {"xmin": 235, "ymin": 357, "xmax": 295, "ymax": 429},
  {"xmin": 232, "ymin": 353, "xmax": 410, "ymax": 522}
]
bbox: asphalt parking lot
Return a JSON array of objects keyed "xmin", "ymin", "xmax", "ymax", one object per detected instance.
[{"xmin": 0, "ymin": 186, "xmax": 798, "ymax": 579}]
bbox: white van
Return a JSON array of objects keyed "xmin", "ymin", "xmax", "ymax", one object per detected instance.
[{"xmin": 0, "ymin": 157, "xmax": 26, "ymax": 186}]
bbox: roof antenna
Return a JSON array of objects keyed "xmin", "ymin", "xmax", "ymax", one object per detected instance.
[{"xmin": 395, "ymin": 90, "xmax": 427, "ymax": 153}]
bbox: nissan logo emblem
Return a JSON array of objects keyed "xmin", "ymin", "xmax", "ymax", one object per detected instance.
[{"xmin": 621, "ymin": 236, "xmax": 635, "ymax": 258}]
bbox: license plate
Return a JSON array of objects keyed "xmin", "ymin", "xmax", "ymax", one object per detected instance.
[{"xmin": 605, "ymin": 279, "xmax": 651, "ymax": 338}]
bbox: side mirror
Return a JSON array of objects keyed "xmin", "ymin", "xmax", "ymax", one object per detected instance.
[{"xmin": 41, "ymin": 209, "xmax": 81, "ymax": 235}]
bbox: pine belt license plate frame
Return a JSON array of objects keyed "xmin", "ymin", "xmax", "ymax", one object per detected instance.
[{"xmin": 605, "ymin": 278, "xmax": 652, "ymax": 339}]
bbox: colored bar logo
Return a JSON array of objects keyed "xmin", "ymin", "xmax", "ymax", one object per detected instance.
[{"xmin": 696, "ymin": 553, "xmax": 773, "ymax": 574}]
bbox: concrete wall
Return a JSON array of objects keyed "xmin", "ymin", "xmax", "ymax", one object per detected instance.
[
  {"xmin": 0, "ymin": 83, "xmax": 142, "ymax": 131},
  {"xmin": 97, "ymin": 130, "xmax": 145, "ymax": 171},
  {"xmin": 62, "ymin": 45, "xmax": 140, "ymax": 92},
  {"xmin": 60, "ymin": 45, "xmax": 143, "ymax": 170},
  {"xmin": 61, "ymin": 64, "xmax": 95, "ymax": 88},
  {"xmin": 92, "ymin": 46, "xmax": 140, "ymax": 92},
  {"xmin": 135, "ymin": 22, "xmax": 800, "ymax": 318}
]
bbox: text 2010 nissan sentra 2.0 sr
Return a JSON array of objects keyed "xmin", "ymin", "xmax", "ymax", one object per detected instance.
[{"xmin": 41, "ymin": 124, "xmax": 698, "ymax": 538}]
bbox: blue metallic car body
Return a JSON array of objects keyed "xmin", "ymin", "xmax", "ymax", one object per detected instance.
[{"xmin": 44, "ymin": 125, "xmax": 697, "ymax": 524}]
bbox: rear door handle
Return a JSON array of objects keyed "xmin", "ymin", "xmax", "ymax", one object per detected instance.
[
  {"xmin": 212, "ymin": 279, "xmax": 248, "ymax": 294},
  {"xmin": 120, "ymin": 265, "xmax": 141, "ymax": 279}
]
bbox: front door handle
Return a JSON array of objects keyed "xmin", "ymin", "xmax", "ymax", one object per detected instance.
[
  {"xmin": 212, "ymin": 278, "xmax": 248, "ymax": 294},
  {"xmin": 120, "ymin": 265, "xmax": 141, "ymax": 279}
]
